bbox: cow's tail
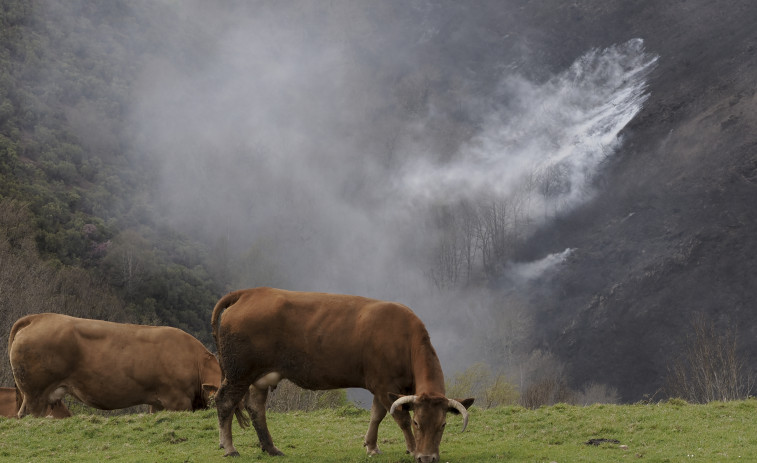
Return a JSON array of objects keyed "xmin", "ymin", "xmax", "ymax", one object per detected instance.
[
  {"xmin": 8, "ymin": 316, "xmax": 33, "ymax": 417},
  {"xmin": 7, "ymin": 315, "xmax": 32, "ymax": 365},
  {"xmin": 211, "ymin": 290, "xmax": 244, "ymax": 351},
  {"xmin": 211, "ymin": 291, "xmax": 251, "ymax": 429},
  {"xmin": 234, "ymin": 403, "xmax": 250, "ymax": 429}
]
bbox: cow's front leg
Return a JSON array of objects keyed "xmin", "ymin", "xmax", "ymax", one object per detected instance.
[
  {"xmin": 245, "ymin": 385, "xmax": 284, "ymax": 456},
  {"xmin": 216, "ymin": 382, "xmax": 249, "ymax": 457},
  {"xmin": 149, "ymin": 404, "xmax": 163, "ymax": 413},
  {"xmin": 364, "ymin": 396, "xmax": 387, "ymax": 455},
  {"xmin": 390, "ymin": 408, "xmax": 416, "ymax": 455}
]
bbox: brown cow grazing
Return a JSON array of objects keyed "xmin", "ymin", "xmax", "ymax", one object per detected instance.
[
  {"xmin": 212, "ymin": 287, "xmax": 474, "ymax": 462},
  {"xmin": 0, "ymin": 387, "xmax": 71, "ymax": 418},
  {"xmin": 8, "ymin": 313, "xmax": 246, "ymax": 421}
]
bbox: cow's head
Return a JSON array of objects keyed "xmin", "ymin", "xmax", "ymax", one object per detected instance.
[
  {"xmin": 390, "ymin": 393, "xmax": 474, "ymax": 463},
  {"xmin": 200, "ymin": 384, "xmax": 219, "ymax": 406},
  {"xmin": 197, "ymin": 353, "xmax": 222, "ymax": 410}
]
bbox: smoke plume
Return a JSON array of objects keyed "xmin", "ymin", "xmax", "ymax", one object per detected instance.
[{"xmin": 128, "ymin": 4, "xmax": 657, "ymax": 375}]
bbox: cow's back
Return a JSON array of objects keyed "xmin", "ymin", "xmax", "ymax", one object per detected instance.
[
  {"xmin": 217, "ymin": 288, "xmax": 426, "ymax": 391},
  {"xmin": 10, "ymin": 313, "xmax": 212, "ymax": 411}
]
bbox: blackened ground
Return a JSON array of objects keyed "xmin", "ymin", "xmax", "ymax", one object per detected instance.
[{"xmin": 512, "ymin": 0, "xmax": 757, "ymax": 400}]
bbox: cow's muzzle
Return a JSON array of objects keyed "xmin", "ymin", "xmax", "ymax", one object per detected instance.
[{"xmin": 416, "ymin": 453, "xmax": 438, "ymax": 463}]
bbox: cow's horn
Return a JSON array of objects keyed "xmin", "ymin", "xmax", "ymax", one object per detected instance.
[
  {"xmin": 448, "ymin": 399, "xmax": 470, "ymax": 432},
  {"xmin": 389, "ymin": 395, "xmax": 417, "ymax": 415}
]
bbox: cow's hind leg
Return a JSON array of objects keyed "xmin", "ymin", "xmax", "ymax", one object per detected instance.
[
  {"xmin": 245, "ymin": 385, "xmax": 283, "ymax": 456},
  {"xmin": 19, "ymin": 393, "xmax": 50, "ymax": 418},
  {"xmin": 16, "ymin": 392, "xmax": 29, "ymax": 418},
  {"xmin": 49, "ymin": 400, "xmax": 71, "ymax": 418},
  {"xmin": 44, "ymin": 386, "xmax": 70, "ymax": 418},
  {"xmin": 364, "ymin": 396, "xmax": 387, "ymax": 455},
  {"xmin": 216, "ymin": 382, "xmax": 249, "ymax": 457}
]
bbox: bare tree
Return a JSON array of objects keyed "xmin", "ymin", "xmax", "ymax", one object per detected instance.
[
  {"xmin": 101, "ymin": 229, "xmax": 154, "ymax": 296},
  {"xmin": 665, "ymin": 314, "xmax": 754, "ymax": 403},
  {"xmin": 535, "ymin": 162, "xmax": 571, "ymax": 218},
  {"xmin": 516, "ymin": 350, "xmax": 574, "ymax": 409},
  {"xmin": 428, "ymin": 205, "xmax": 466, "ymax": 289},
  {"xmin": 457, "ymin": 200, "xmax": 481, "ymax": 284},
  {"xmin": 521, "ymin": 376, "xmax": 573, "ymax": 409},
  {"xmin": 474, "ymin": 195, "xmax": 528, "ymax": 279}
]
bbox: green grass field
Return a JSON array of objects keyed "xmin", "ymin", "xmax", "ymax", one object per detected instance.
[{"xmin": 1, "ymin": 399, "xmax": 755, "ymax": 462}]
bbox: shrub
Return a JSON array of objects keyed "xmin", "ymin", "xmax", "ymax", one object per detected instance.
[
  {"xmin": 446, "ymin": 362, "xmax": 519, "ymax": 408},
  {"xmin": 521, "ymin": 375, "xmax": 573, "ymax": 409},
  {"xmin": 573, "ymin": 382, "xmax": 620, "ymax": 406}
]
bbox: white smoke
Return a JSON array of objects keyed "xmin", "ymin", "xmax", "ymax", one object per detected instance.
[
  {"xmin": 400, "ymin": 39, "xmax": 657, "ymax": 226},
  {"xmin": 130, "ymin": 11, "xmax": 657, "ymax": 374},
  {"xmin": 132, "ymin": 34, "xmax": 657, "ymax": 299},
  {"xmin": 507, "ymin": 248, "xmax": 574, "ymax": 283}
]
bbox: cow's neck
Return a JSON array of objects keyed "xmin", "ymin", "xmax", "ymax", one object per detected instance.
[{"xmin": 411, "ymin": 331, "xmax": 446, "ymax": 396}]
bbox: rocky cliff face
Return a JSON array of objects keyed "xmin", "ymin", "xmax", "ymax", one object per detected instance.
[{"xmin": 517, "ymin": 0, "xmax": 757, "ymax": 400}]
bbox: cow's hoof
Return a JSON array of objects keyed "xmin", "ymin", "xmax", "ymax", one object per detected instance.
[
  {"xmin": 366, "ymin": 448, "xmax": 382, "ymax": 456},
  {"xmin": 264, "ymin": 447, "xmax": 285, "ymax": 457},
  {"xmin": 223, "ymin": 451, "xmax": 240, "ymax": 457}
]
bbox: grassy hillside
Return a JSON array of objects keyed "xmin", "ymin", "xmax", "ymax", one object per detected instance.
[{"xmin": 1, "ymin": 400, "xmax": 756, "ymax": 462}]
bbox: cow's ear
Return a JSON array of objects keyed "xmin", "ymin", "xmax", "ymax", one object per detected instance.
[
  {"xmin": 202, "ymin": 384, "xmax": 218, "ymax": 396},
  {"xmin": 448, "ymin": 398, "xmax": 475, "ymax": 414}
]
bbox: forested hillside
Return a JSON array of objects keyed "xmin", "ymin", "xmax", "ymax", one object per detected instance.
[
  {"xmin": 0, "ymin": 1, "xmax": 225, "ymax": 384},
  {"xmin": 1, "ymin": 1, "xmax": 756, "ymax": 403}
]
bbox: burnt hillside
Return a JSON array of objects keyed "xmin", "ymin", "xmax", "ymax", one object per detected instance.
[
  {"xmin": 517, "ymin": 0, "xmax": 757, "ymax": 400},
  {"xmin": 1, "ymin": 1, "xmax": 755, "ymax": 401}
]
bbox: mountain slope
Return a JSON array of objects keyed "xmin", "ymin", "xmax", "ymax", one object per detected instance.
[
  {"xmin": 519, "ymin": 0, "xmax": 757, "ymax": 400},
  {"xmin": 1, "ymin": 1, "xmax": 755, "ymax": 401}
]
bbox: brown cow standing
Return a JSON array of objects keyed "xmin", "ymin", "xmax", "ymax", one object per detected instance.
[
  {"xmin": 212, "ymin": 287, "xmax": 473, "ymax": 462},
  {"xmin": 8, "ymin": 313, "xmax": 244, "ymax": 419},
  {"xmin": 0, "ymin": 387, "xmax": 71, "ymax": 418}
]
